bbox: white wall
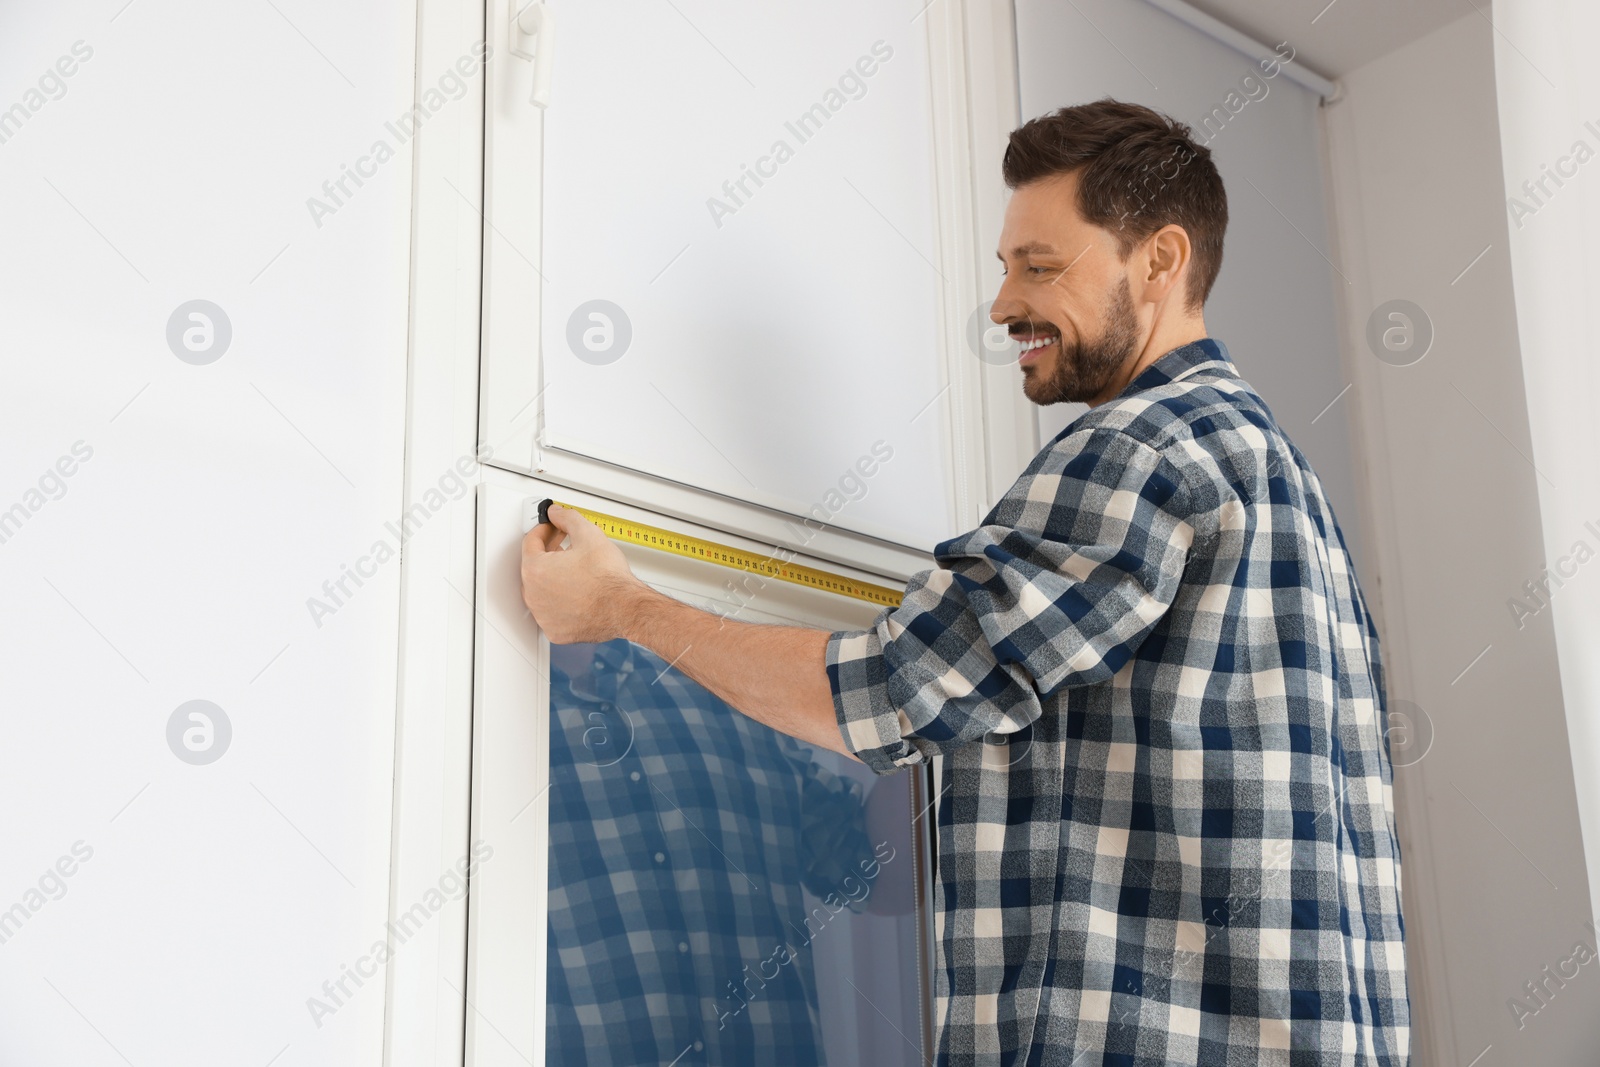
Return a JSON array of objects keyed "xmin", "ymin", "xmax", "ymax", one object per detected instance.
[
  {"xmin": 1013, "ymin": 0, "xmax": 1365, "ymax": 580},
  {"xmin": 1323, "ymin": 12, "xmax": 1600, "ymax": 1063},
  {"xmin": 1492, "ymin": 0, "xmax": 1600, "ymax": 952},
  {"xmin": 0, "ymin": 2, "xmax": 422, "ymax": 1063}
]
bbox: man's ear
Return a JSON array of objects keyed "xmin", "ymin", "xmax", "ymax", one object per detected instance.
[{"xmin": 1141, "ymin": 224, "xmax": 1193, "ymax": 303}]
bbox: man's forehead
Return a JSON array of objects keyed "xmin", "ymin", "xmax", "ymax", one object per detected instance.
[{"xmin": 998, "ymin": 178, "xmax": 1089, "ymax": 258}]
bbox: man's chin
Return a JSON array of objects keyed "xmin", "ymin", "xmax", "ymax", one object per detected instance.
[{"xmin": 1021, "ymin": 364, "xmax": 1072, "ymax": 405}]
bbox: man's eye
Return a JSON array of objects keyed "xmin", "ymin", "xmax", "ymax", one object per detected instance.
[{"xmin": 1028, "ymin": 265, "xmax": 1054, "ymax": 275}]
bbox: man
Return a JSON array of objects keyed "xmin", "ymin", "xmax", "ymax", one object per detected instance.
[{"xmin": 522, "ymin": 99, "xmax": 1409, "ymax": 1065}]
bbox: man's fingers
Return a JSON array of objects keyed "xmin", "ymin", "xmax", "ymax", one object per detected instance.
[
  {"xmin": 522, "ymin": 524, "xmax": 561, "ymax": 557},
  {"xmin": 521, "ymin": 526, "xmax": 543, "ymax": 556},
  {"xmin": 544, "ymin": 503, "xmax": 600, "ymax": 544},
  {"xmin": 522, "ymin": 504, "xmax": 590, "ymax": 559}
]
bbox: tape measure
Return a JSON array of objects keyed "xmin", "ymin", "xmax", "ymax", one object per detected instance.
[{"xmin": 533, "ymin": 498, "xmax": 905, "ymax": 608}]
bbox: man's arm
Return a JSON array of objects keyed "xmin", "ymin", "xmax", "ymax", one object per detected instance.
[{"xmin": 520, "ymin": 504, "xmax": 855, "ymax": 757}]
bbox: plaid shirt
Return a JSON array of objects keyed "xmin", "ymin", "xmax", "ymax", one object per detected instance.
[
  {"xmin": 546, "ymin": 637, "xmax": 879, "ymax": 1066},
  {"xmin": 827, "ymin": 339, "xmax": 1409, "ymax": 1066}
]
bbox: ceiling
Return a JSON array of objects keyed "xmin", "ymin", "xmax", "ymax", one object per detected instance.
[{"xmin": 1177, "ymin": 0, "xmax": 1472, "ymax": 79}]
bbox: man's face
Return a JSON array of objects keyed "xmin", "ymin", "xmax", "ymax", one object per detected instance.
[{"xmin": 992, "ymin": 172, "xmax": 1145, "ymax": 407}]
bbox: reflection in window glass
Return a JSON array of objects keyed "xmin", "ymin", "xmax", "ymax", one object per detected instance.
[{"xmin": 546, "ymin": 638, "xmax": 925, "ymax": 1066}]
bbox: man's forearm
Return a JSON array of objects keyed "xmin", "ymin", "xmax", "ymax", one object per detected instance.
[{"xmin": 615, "ymin": 581, "xmax": 854, "ymax": 758}]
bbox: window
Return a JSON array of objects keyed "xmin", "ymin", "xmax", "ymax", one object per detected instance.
[
  {"xmin": 479, "ymin": 0, "xmax": 1026, "ymax": 555},
  {"xmin": 465, "ymin": 480, "xmax": 935, "ymax": 1066},
  {"xmin": 459, "ymin": 3, "xmax": 1024, "ymax": 1062}
]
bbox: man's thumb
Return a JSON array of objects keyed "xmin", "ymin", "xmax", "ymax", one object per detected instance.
[{"xmin": 546, "ymin": 503, "xmax": 597, "ymax": 541}]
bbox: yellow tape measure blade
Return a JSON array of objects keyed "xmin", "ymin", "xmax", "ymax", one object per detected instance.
[{"xmin": 534, "ymin": 498, "xmax": 902, "ymax": 608}]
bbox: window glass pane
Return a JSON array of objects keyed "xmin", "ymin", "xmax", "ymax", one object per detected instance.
[
  {"xmin": 539, "ymin": 0, "xmax": 952, "ymax": 551},
  {"xmin": 546, "ymin": 638, "xmax": 925, "ymax": 1066}
]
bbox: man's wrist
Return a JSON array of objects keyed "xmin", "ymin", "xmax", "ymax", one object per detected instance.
[{"xmin": 612, "ymin": 576, "xmax": 671, "ymax": 646}]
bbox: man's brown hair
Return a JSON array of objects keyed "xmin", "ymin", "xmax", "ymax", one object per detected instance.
[{"xmin": 1002, "ymin": 98, "xmax": 1228, "ymax": 311}]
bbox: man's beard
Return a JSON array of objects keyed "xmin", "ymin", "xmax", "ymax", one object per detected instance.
[{"xmin": 1023, "ymin": 276, "xmax": 1141, "ymax": 405}]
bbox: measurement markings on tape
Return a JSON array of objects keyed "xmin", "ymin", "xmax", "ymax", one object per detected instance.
[{"xmin": 533, "ymin": 498, "xmax": 903, "ymax": 608}]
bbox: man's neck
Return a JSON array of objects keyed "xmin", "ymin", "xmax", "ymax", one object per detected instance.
[{"xmin": 1087, "ymin": 316, "xmax": 1208, "ymax": 407}]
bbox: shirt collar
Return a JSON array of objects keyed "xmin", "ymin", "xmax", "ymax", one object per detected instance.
[{"xmin": 1117, "ymin": 337, "xmax": 1235, "ymax": 399}]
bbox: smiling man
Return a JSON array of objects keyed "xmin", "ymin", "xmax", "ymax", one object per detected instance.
[{"xmin": 522, "ymin": 99, "xmax": 1409, "ymax": 1066}]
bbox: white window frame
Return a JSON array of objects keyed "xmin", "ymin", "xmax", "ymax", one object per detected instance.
[{"xmin": 385, "ymin": 2, "xmax": 1027, "ymax": 1064}]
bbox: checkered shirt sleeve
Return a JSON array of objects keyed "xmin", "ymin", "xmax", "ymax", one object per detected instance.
[{"xmin": 828, "ymin": 426, "xmax": 1205, "ymax": 773}]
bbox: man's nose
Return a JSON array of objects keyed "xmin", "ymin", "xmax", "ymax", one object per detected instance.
[{"xmin": 990, "ymin": 272, "xmax": 1027, "ymax": 326}]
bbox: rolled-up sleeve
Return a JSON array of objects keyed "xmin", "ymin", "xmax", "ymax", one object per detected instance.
[{"xmin": 825, "ymin": 427, "xmax": 1203, "ymax": 774}]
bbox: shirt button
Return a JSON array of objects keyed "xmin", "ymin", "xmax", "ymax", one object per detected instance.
[
  {"xmin": 678, "ymin": 941, "xmax": 689, "ymax": 953},
  {"xmin": 654, "ymin": 852, "xmax": 666, "ymax": 863},
  {"xmin": 694, "ymin": 1041, "xmax": 704, "ymax": 1052},
  {"xmin": 630, "ymin": 771, "xmax": 641, "ymax": 781}
]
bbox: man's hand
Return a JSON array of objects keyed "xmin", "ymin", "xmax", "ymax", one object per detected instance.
[
  {"xmin": 519, "ymin": 502, "xmax": 855, "ymax": 758},
  {"xmin": 521, "ymin": 504, "xmax": 644, "ymax": 644}
]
